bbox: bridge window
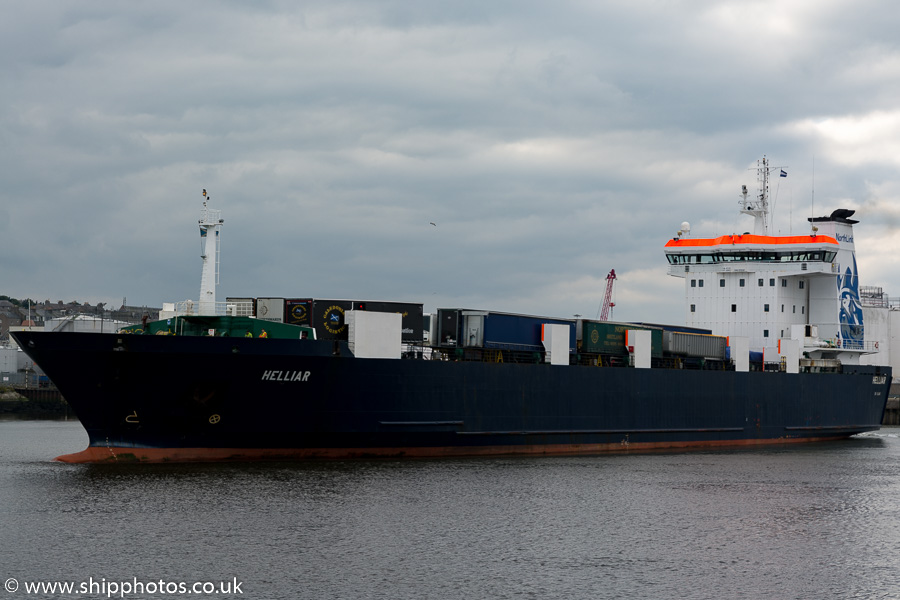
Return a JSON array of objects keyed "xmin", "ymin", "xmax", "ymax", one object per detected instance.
[{"xmin": 667, "ymin": 249, "xmax": 837, "ymax": 265}]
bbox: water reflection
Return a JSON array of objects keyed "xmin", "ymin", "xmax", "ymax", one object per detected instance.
[{"xmin": 2, "ymin": 421, "xmax": 899, "ymax": 599}]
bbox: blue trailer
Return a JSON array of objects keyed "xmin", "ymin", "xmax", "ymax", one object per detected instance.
[{"xmin": 436, "ymin": 309, "xmax": 576, "ymax": 352}]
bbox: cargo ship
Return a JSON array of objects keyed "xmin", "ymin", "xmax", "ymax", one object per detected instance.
[{"xmin": 12, "ymin": 163, "xmax": 891, "ymax": 462}]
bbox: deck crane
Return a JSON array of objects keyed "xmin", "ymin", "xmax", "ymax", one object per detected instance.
[{"xmin": 598, "ymin": 269, "xmax": 617, "ymax": 321}]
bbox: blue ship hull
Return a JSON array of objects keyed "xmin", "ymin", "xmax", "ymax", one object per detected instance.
[{"xmin": 13, "ymin": 331, "xmax": 891, "ymax": 462}]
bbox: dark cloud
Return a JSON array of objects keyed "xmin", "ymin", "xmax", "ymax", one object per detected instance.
[{"xmin": 3, "ymin": 1, "xmax": 900, "ymax": 324}]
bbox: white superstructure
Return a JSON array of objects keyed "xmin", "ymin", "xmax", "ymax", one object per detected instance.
[{"xmin": 664, "ymin": 159, "xmax": 871, "ymax": 365}]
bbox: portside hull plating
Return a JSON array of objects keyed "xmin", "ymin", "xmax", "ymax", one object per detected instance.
[{"xmin": 14, "ymin": 332, "xmax": 891, "ymax": 463}]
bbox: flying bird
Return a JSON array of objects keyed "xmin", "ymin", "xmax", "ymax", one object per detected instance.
[{"xmin": 429, "ymin": 222, "xmax": 436, "ymax": 226}]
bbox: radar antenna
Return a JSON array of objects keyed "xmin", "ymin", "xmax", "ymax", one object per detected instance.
[{"xmin": 739, "ymin": 156, "xmax": 787, "ymax": 235}]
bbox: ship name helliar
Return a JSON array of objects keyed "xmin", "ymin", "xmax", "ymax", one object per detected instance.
[{"xmin": 261, "ymin": 370, "xmax": 311, "ymax": 382}]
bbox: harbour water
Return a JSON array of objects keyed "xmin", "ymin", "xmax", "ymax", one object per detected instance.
[{"xmin": 2, "ymin": 419, "xmax": 899, "ymax": 599}]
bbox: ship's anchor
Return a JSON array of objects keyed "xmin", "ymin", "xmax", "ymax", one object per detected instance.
[{"xmin": 125, "ymin": 411, "xmax": 139, "ymax": 424}]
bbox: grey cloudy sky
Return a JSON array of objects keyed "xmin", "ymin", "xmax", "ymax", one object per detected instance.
[{"xmin": 4, "ymin": 0, "xmax": 900, "ymax": 324}]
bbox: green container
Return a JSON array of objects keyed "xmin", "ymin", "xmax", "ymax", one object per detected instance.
[{"xmin": 580, "ymin": 321, "xmax": 663, "ymax": 357}]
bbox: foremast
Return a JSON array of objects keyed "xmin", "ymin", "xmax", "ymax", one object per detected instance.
[{"xmin": 198, "ymin": 189, "xmax": 224, "ymax": 315}]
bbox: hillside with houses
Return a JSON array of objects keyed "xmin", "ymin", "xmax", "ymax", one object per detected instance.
[{"xmin": 0, "ymin": 296, "xmax": 159, "ymax": 342}]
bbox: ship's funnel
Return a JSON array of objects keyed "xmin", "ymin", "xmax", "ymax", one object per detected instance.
[{"xmin": 807, "ymin": 209, "xmax": 862, "ymax": 349}]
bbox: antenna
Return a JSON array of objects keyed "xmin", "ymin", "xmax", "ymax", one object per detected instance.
[
  {"xmin": 811, "ymin": 155, "xmax": 815, "ymax": 229},
  {"xmin": 740, "ymin": 157, "xmax": 770, "ymax": 234},
  {"xmin": 739, "ymin": 156, "xmax": 788, "ymax": 235}
]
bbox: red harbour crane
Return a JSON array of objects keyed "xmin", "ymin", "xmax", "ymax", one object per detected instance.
[{"xmin": 599, "ymin": 269, "xmax": 617, "ymax": 321}]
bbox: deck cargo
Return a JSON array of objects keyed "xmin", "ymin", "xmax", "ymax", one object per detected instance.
[
  {"xmin": 311, "ymin": 300, "xmax": 354, "ymax": 340},
  {"xmin": 663, "ymin": 331, "xmax": 728, "ymax": 360},
  {"xmin": 631, "ymin": 323, "xmax": 712, "ymax": 335},
  {"xmin": 286, "ymin": 299, "xmax": 423, "ymax": 341},
  {"xmin": 353, "ymin": 301, "xmax": 424, "ymax": 342},
  {"xmin": 284, "ymin": 298, "xmax": 313, "ymax": 326},
  {"xmin": 224, "ymin": 297, "xmax": 255, "ymax": 317},
  {"xmin": 437, "ymin": 309, "xmax": 575, "ymax": 351},
  {"xmin": 578, "ymin": 321, "xmax": 664, "ymax": 357},
  {"xmin": 256, "ymin": 298, "xmax": 285, "ymax": 323}
]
